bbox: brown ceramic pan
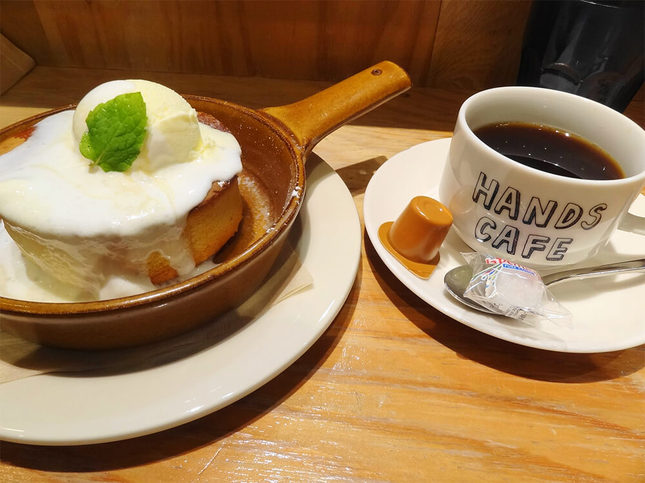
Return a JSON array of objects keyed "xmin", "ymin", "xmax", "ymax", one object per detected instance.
[{"xmin": 0, "ymin": 61, "xmax": 411, "ymax": 349}]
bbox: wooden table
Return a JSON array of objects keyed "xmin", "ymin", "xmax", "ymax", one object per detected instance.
[{"xmin": 1, "ymin": 67, "xmax": 644, "ymax": 482}]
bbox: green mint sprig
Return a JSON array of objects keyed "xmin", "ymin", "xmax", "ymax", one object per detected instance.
[{"xmin": 79, "ymin": 92, "xmax": 147, "ymax": 172}]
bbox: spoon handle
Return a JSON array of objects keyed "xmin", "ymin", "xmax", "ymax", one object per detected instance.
[{"xmin": 542, "ymin": 258, "xmax": 645, "ymax": 286}]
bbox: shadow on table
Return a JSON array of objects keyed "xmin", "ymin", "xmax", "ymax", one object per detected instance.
[{"xmin": 364, "ymin": 235, "xmax": 645, "ymax": 383}]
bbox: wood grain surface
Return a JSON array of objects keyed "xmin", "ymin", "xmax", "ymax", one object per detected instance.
[
  {"xmin": 0, "ymin": 0, "xmax": 531, "ymax": 89},
  {"xmin": 0, "ymin": 34, "xmax": 35, "ymax": 95},
  {"xmin": 0, "ymin": 67, "xmax": 644, "ymax": 482}
]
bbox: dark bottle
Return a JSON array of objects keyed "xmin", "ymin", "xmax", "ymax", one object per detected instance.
[{"xmin": 517, "ymin": 0, "xmax": 644, "ymax": 112}]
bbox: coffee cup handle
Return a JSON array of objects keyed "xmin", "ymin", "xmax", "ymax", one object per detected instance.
[{"xmin": 619, "ymin": 212, "xmax": 645, "ymax": 236}]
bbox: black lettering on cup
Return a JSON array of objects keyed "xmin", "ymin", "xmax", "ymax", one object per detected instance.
[
  {"xmin": 492, "ymin": 224, "xmax": 519, "ymax": 255},
  {"xmin": 555, "ymin": 202, "xmax": 583, "ymax": 229},
  {"xmin": 547, "ymin": 238, "xmax": 573, "ymax": 260},
  {"xmin": 472, "ymin": 172, "xmax": 499, "ymax": 210},
  {"xmin": 522, "ymin": 234, "xmax": 550, "ymax": 259},
  {"xmin": 581, "ymin": 203, "xmax": 607, "ymax": 230},
  {"xmin": 474, "ymin": 216, "xmax": 496, "ymax": 242},
  {"xmin": 522, "ymin": 197, "xmax": 558, "ymax": 227},
  {"xmin": 494, "ymin": 186, "xmax": 521, "ymax": 220}
]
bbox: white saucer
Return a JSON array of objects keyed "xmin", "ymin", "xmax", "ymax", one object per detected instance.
[
  {"xmin": 0, "ymin": 157, "xmax": 361, "ymax": 446},
  {"xmin": 364, "ymin": 138, "xmax": 645, "ymax": 353}
]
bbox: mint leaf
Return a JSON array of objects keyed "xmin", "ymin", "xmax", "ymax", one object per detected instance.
[{"xmin": 79, "ymin": 92, "xmax": 147, "ymax": 172}]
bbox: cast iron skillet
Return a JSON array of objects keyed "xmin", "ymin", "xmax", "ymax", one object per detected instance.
[{"xmin": 0, "ymin": 61, "xmax": 411, "ymax": 349}]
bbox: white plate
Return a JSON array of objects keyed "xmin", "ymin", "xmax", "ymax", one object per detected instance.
[
  {"xmin": 364, "ymin": 138, "xmax": 645, "ymax": 353},
  {"xmin": 0, "ymin": 157, "xmax": 361, "ymax": 445}
]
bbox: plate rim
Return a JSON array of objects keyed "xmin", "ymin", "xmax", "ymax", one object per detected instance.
[{"xmin": 0, "ymin": 156, "xmax": 361, "ymax": 446}]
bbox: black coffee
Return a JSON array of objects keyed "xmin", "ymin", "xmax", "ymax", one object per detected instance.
[{"xmin": 474, "ymin": 122, "xmax": 625, "ymax": 180}]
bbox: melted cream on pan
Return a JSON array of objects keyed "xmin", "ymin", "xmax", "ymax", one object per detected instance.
[{"xmin": 0, "ymin": 80, "xmax": 242, "ymax": 301}]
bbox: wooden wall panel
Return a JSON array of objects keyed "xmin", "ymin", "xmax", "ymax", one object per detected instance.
[
  {"xmin": 428, "ymin": 0, "xmax": 533, "ymax": 90},
  {"xmin": 0, "ymin": 0, "xmax": 532, "ymax": 90},
  {"xmin": 0, "ymin": 34, "xmax": 35, "ymax": 94}
]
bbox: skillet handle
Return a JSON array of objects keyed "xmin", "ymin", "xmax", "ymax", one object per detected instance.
[{"xmin": 260, "ymin": 61, "xmax": 411, "ymax": 154}]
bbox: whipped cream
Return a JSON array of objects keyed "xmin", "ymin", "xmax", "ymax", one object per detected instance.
[{"xmin": 0, "ymin": 80, "xmax": 242, "ymax": 300}]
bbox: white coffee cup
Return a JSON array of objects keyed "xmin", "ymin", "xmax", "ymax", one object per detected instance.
[{"xmin": 439, "ymin": 86, "xmax": 645, "ymax": 268}]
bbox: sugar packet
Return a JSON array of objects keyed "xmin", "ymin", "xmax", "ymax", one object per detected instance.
[{"xmin": 462, "ymin": 253, "xmax": 571, "ymax": 324}]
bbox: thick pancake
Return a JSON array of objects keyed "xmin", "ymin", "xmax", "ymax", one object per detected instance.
[{"xmin": 147, "ymin": 175, "xmax": 242, "ymax": 284}]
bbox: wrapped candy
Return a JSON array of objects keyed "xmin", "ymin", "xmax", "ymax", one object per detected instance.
[{"xmin": 462, "ymin": 253, "xmax": 571, "ymax": 323}]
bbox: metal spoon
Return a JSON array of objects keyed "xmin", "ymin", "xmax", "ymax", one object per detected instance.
[{"xmin": 443, "ymin": 258, "xmax": 645, "ymax": 315}]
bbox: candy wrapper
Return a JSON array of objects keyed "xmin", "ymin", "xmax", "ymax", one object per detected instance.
[{"xmin": 462, "ymin": 253, "xmax": 572, "ymax": 324}]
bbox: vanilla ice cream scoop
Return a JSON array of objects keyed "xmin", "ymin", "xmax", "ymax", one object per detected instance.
[{"xmin": 73, "ymin": 79, "xmax": 202, "ymax": 172}]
